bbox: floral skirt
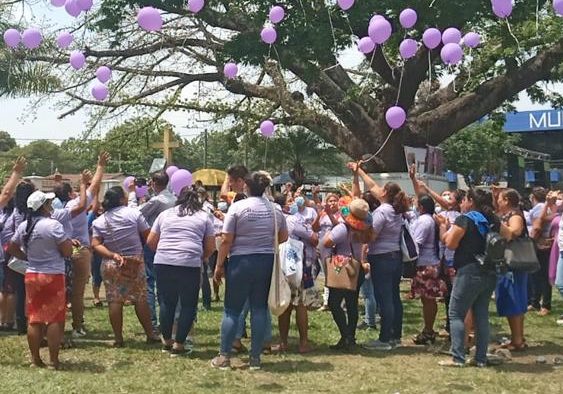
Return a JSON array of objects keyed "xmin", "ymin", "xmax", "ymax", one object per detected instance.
[
  {"xmin": 409, "ymin": 265, "xmax": 447, "ymax": 300},
  {"xmin": 25, "ymin": 273, "xmax": 66, "ymax": 324},
  {"xmin": 101, "ymin": 255, "xmax": 147, "ymax": 304},
  {"xmin": 290, "ymin": 283, "xmax": 321, "ymax": 309}
]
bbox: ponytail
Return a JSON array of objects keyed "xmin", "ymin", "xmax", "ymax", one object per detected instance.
[
  {"xmin": 176, "ymin": 187, "xmax": 203, "ymax": 217},
  {"xmin": 23, "ymin": 209, "xmax": 43, "ymax": 248},
  {"xmin": 384, "ymin": 182, "xmax": 409, "ymax": 214},
  {"xmin": 467, "ymin": 189, "xmax": 496, "ymax": 223}
]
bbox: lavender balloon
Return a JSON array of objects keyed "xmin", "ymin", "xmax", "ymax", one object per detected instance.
[
  {"xmin": 91, "ymin": 83, "xmax": 109, "ymax": 101},
  {"xmin": 369, "ymin": 14, "xmax": 384, "ymax": 25},
  {"xmin": 69, "ymin": 50, "xmax": 86, "ymax": 70},
  {"xmin": 357, "ymin": 37, "xmax": 375, "ymax": 54},
  {"xmin": 56, "ymin": 32, "xmax": 73, "ymax": 49},
  {"xmin": 399, "ymin": 38, "xmax": 418, "ymax": 59},
  {"xmin": 188, "ymin": 0, "xmax": 205, "ymax": 13},
  {"xmin": 399, "ymin": 8, "xmax": 417, "ymax": 29},
  {"xmin": 65, "ymin": 0, "xmax": 81, "ymax": 17},
  {"xmin": 261, "ymin": 26, "xmax": 277, "ymax": 44},
  {"xmin": 22, "ymin": 28, "xmax": 42, "ymax": 49},
  {"xmin": 96, "ymin": 66, "xmax": 112, "ymax": 83},
  {"xmin": 440, "ymin": 43, "xmax": 463, "ymax": 65},
  {"xmin": 368, "ymin": 18, "xmax": 392, "ymax": 44},
  {"xmin": 442, "ymin": 28, "xmax": 462, "ymax": 45},
  {"xmin": 269, "ymin": 6, "xmax": 285, "ymax": 24},
  {"xmin": 77, "ymin": 0, "xmax": 93, "ymax": 12},
  {"xmin": 137, "ymin": 7, "xmax": 163, "ymax": 32},
  {"xmin": 166, "ymin": 166, "xmax": 179, "ymax": 177},
  {"xmin": 136, "ymin": 185, "xmax": 149, "ymax": 199},
  {"xmin": 337, "ymin": 0, "xmax": 355, "ymax": 11},
  {"xmin": 170, "ymin": 169, "xmax": 193, "ymax": 196},
  {"xmin": 422, "ymin": 28, "xmax": 441, "ymax": 49},
  {"xmin": 385, "ymin": 106, "xmax": 406, "ymax": 129},
  {"xmin": 223, "ymin": 62, "xmax": 238, "ymax": 79},
  {"xmin": 260, "ymin": 120, "xmax": 275, "ymax": 138},
  {"xmin": 51, "ymin": 0, "xmax": 66, "ymax": 7},
  {"xmin": 492, "ymin": 0, "xmax": 513, "ymax": 18},
  {"xmin": 463, "ymin": 32, "xmax": 481, "ymax": 48},
  {"xmin": 3, "ymin": 29, "xmax": 20, "ymax": 48},
  {"xmin": 123, "ymin": 176, "xmax": 135, "ymax": 190},
  {"xmin": 554, "ymin": 0, "xmax": 563, "ymax": 16}
]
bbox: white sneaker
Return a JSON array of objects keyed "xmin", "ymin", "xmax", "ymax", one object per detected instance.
[
  {"xmin": 363, "ymin": 339, "xmax": 392, "ymax": 351},
  {"xmin": 72, "ymin": 328, "xmax": 87, "ymax": 338},
  {"xmin": 390, "ymin": 339, "xmax": 402, "ymax": 349},
  {"xmin": 556, "ymin": 315, "xmax": 563, "ymax": 326}
]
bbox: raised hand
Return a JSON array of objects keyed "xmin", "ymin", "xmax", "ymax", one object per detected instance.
[
  {"xmin": 81, "ymin": 170, "xmax": 93, "ymax": 185},
  {"xmin": 98, "ymin": 151, "xmax": 110, "ymax": 167},
  {"xmin": 408, "ymin": 163, "xmax": 416, "ymax": 180},
  {"xmin": 12, "ymin": 156, "xmax": 27, "ymax": 174}
]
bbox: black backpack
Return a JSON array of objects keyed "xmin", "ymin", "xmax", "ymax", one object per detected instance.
[{"xmin": 475, "ymin": 225, "xmax": 506, "ymax": 271}]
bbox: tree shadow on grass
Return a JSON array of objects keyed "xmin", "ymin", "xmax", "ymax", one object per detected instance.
[
  {"xmin": 60, "ymin": 360, "xmax": 108, "ymax": 373},
  {"xmin": 264, "ymin": 359, "xmax": 334, "ymax": 374},
  {"xmin": 494, "ymin": 362, "xmax": 557, "ymax": 374}
]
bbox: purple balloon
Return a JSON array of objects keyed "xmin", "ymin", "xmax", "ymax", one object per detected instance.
[
  {"xmin": 399, "ymin": 38, "xmax": 418, "ymax": 59},
  {"xmin": 137, "ymin": 7, "xmax": 163, "ymax": 32},
  {"xmin": 422, "ymin": 28, "xmax": 441, "ymax": 49},
  {"xmin": 368, "ymin": 18, "xmax": 392, "ymax": 45},
  {"xmin": 399, "ymin": 8, "xmax": 418, "ymax": 29},
  {"xmin": 170, "ymin": 169, "xmax": 193, "ymax": 196},
  {"xmin": 22, "ymin": 28, "xmax": 42, "ymax": 50},
  {"xmin": 440, "ymin": 43, "xmax": 463, "ymax": 65},
  {"xmin": 77, "ymin": 0, "xmax": 93, "ymax": 12},
  {"xmin": 269, "ymin": 6, "xmax": 285, "ymax": 24},
  {"xmin": 91, "ymin": 83, "xmax": 109, "ymax": 101},
  {"xmin": 385, "ymin": 106, "xmax": 406, "ymax": 129},
  {"xmin": 188, "ymin": 0, "xmax": 205, "ymax": 13},
  {"xmin": 123, "ymin": 176, "xmax": 135, "ymax": 190},
  {"xmin": 369, "ymin": 14, "xmax": 385, "ymax": 25},
  {"xmin": 492, "ymin": 0, "xmax": 513, "ymax": 18},
  {"xmin": 261, "ymin": 26, "xmax": 277, "ymax": 45},
  {"xmin": 554, "ymin": 0, "xmax": 563, "ymax": 16},
  {"xmin": 96, "ymin": 66, "xmax": 112, "ymax": 83},
  {"xmin": 442, "ymin": 27, "xmax": 462, "ymax": 45},
  {"xmin": 3, "ymin": 29, "xmax": 20, "ymax": 48},
  {"xmin": 357, "ymin": 37, "xmax": 376, "ymax": 54},
  {"xmin": 260, "ymin": 120, "xmax": 275, "ymax": 138},
  {"xmin": 223, "ymin": 62, "xmax": 238, "ymax": 79},
  {"xmin": 337, "ymin": 0, "xmax": 355, "ymax": 11},
  {"xmin": 65, "ymin": 0, "xmax": 82, "ymax": 17},
  {"xmin": 69, "ymin": 50, "xmax": 86, "ymax": 70},
  {"xmin": 166, "ymin": 166, "xmax": 179, "ymax": 177},
  {"xmin": 463, "ymin": 32, "xmax": 481, "ymax": 48},
  {"xmin": 56, "ymin": 32, "xmax": 73, "ymax": 49},
  {"xmin": 136, "ymin": 185, "xmax": 149, "ymax": 199},
  {"xmin": 51, "ymin": 0, "xmax": 66, "ymax": 7}
]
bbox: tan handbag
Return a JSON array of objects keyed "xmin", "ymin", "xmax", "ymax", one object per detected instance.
[
  {"xmin": 325, "ymin": 238, "xmax": 361, "ymax": 291},
  {"xmin": 268, "ymin": 201, "xmax": 291, "ymax": 316}
]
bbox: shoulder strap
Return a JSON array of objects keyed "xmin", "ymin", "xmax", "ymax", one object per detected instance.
[
  {"xmin": 24, "ymin": 217, "xmax": 42, "ymax": 248},
  {"xmin": 270, "ymin": 200, "xmax": 279, "ymax": 252}
]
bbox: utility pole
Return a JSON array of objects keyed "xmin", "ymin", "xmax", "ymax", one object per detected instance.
[
  {"xmin": 203, "ymin": 128, "xmax": 208, "ymax": 168},
  {"xmin": 152, "ymin": 127, "xmax": 180, "ymax": 165}
]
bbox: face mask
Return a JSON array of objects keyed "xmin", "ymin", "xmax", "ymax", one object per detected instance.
[
  {"xmin": 435, "ymin": 206, "xmax": 443, "ymax": 215},
  {"xmin": 295, "ymin": 197, "xmax": 305, "ymax": 207},
  {"xmin": 289, "ymin": 204, "xmax": 299, "ymax": 215},
  {"xmin": 557, "ymin": 200, "xmax": 563, "ymax": 207},
  {"xmin": 218, "ymin": 202, "xmax": 228, "ymax": 212}
]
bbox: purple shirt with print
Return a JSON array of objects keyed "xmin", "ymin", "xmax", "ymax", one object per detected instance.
[
  {"xmin": 368, "ymin": 203, "xmax": 402, "ymax": 255},
  {"xmin": 12, "ymin": 217, "xmax": 69, "ymax": 274},
  {"xmin": 152, "ymin": 207, "xmax": 214, "ymax": 267},
  {"xmin": 412, "ymin": 213, "xmax": 439, "ymax": 266},
  {"xmin": 52, "ymin": 208, "xmax": 73, "ymax": 236},
  {"xmin": 92, "ymin": 206, "xmax": 149, "ymax": 256},
  {"xmin": 223, "ymin": 197, "xmax": 287, "ymax": 256},
  {"xmin": 66, "ymin": 190, "xmax": 94, "ymax": 246},
  {"xmin": 1, "ymin": 211, "xmax": 24, "ymax": 247},
  {"xmin": 328, "ymin": 223, "xmax": 363, "ymax": 258}
]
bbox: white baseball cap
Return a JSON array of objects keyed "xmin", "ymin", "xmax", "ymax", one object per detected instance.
[{"xmin": 27, "ymin": 191, "xmax": 56, "ymax": 212}]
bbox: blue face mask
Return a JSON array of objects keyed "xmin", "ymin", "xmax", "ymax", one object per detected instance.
[
  {"xmin": 218, "ymin": 202, "xmax": 228, "ymax": 212},
  {"xmin": 289, "ymin": 204, "xmax": 299, "ymax": 215},
  {"xmin": 295, "ymin": 197, "xmax": 305, "ymax": 207}
]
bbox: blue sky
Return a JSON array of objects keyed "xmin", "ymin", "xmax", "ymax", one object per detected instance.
[{"xmin": 0, "ymin": 1, "xmax": 556, "ymax": 146}]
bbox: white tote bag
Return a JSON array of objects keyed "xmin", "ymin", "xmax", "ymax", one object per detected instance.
[
  {"xmin": 279, "ymin": 238, "xmax": 304, "ymax": 289},
  {"xmin": 8, "ymin": 257, "xmax": 28, "ymax": 275},
  {"xmin": 268, "ymin": 202, "xmax": 291, "ymax": 317}
]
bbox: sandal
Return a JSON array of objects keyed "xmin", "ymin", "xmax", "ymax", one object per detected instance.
[
  {"xmin": 413, "ymin": 331, "xmax": 436, "ymax": 345},
  {"xmin": 499, "ymin": 341, "xmax": 528, "ymax": 352},
  {"xmin": 271, "ymin": 343, "xmax": 288, "ymax": 353},
  {"xmin": 232, "ymin": 343, "xmax": 248, "ymax": 354},
  {"xmin": 93, "ymin": 300, "xmax": 104, "ymax": 308}
]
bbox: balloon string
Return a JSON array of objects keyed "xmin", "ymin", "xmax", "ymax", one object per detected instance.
[
  {"xmin": 451, "ymin": 65, "xmax": 458, "ymax": 94},
  {"xmin": 535, "ymin": 0, "xmax": 539, "ymax": 37},
  {"xmin": 272, "ymin": 45, "xmax": 284, "ymax": 72},
  {"xmin": 343, "ymin": 14, "xmax": 355, "ymax": 37},
  {"xmin": 380, "ymin": 47, "xmax": 395, "ymax": 80},
  {"xmin": 463, "ymin": 48, "xmax": 473, "ymax": 90},
  {"xmin": 298, "ymin": 0, "xmax": 307, "ymax": 24},
  {"xmin": 359, "ymin": 129, "xmax": 394, "ymax": 164},
  {"xmin": 327, "ymin": 6, "xmax": 338, "ymax": 51},
  {"xmin": 429, "ymin": 0, "xmax": 437, "ymax": 7},
  {"xmin": 263, "ymin": 138, "xmax": 269, "ymax": 168},
  {"xmin": 427, "ymin": 50, "xmax": 432, "ymax": 98},
  {"xmin": 505, "ymin": 19, "xmax": 521, "ymax": 53},
  {"xmin": 395, "ymin": 64, "xmax": 405, "ymax": 105},
  {"xmin": 357, "ymin": 50, "xmax": 377, "ymax": 97}
]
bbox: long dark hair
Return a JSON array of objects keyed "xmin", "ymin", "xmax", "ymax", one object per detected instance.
[
  {"xmin": 54, "ymin": 182, "xmax": 73, "ymax": 204},
  {"xmin": 15, "ymin": 181, "xmax": 35, "ymax": 214},
  {"xmin": 24, "ymin": 209, "xmax": 45, "ymax": 247},
  {"xmin": 502, "ymin": 188, "xmax": 522, "ymax": 211},
  {"xmin": 176, "ymin": 187, "xmax": 203, "ymax": 217},
  {"xmin": 383, "ymin": 182, "xmax": 408, "ymax": 214},
  {"xmin": 467, "ymin": 188, "xmax": 496, "ymax": 222},
  {"xmin": 102, "ymin": 186, "xmax": 125, "ymax": 212},
  {"xmin": 245, "ymin": 171, "xmax": 271, "ymax": 197},
  {"xmin": 418, "ymin": 194, "xmax": 440, "ymax": 257}
]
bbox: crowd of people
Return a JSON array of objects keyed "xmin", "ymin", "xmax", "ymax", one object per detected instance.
[{"xmin": 1, "ymin": 154, "xmax": 562, "ymax": 371}]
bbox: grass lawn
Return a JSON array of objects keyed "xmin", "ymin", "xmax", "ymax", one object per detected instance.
[{"xmin": 1, "ymin": 282, "xmax": 563, "ymax": 394}]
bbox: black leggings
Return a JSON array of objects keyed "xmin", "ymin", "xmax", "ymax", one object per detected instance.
[
  {"xmin": 328, "ymin": 287, "xmax": 360, "ymax": 342},
  {"xmin": 528, "ymin": 248, "xmax": 552, "ymax": 310}
]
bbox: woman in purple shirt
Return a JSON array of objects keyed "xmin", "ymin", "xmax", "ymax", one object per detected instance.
[
  {"xmin": 92, "ymin": 186, "xmax": 159, "ymax": 347},
  {"xmin": 147, "ymin": 188, "xmax": 215, "ymax": 357},
  {"xmin": 409, "ymin": 195, "xmax": 446, "ymax": 345}
]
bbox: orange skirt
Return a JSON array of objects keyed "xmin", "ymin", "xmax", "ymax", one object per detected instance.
[{"xmin": 25, "ymin": 273, "xmax": 66, "ymax": 324}]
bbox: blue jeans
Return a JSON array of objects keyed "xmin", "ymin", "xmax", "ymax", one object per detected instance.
[
  {"xmin": 219, "ymin": 254, "xmax": 273, "ymax": 361},
  {"xmin": 201, "ymin": 260, "xmax": 212, "ymax": 310},
  {"xmin": 236, "ymin": 299, "xmax": 272, "ymax": 343},
  {"xmin": 91, "ymin": 252, "xmax": 103, "ymax": 288},
  {"xmin": 369, "ymin": 252, "xmax": 403, "ymax": 343},
  {"xmin": 155, "ymin": 264, "xmax": 200, "ymax": 344},
  {"xmin": 449, "ymin": 263, "xmax": 496, "ymax": 364},
  {"xmin": 360, "ymin": 275, "xmax": 377, "ymax": 326},
  {"xmin": 143, "ymin": 244, "xmax": 158, "ymax": 329},
  {"xmin": 555, "ymin": 252, "xmax": 563, "ymax": 299}
]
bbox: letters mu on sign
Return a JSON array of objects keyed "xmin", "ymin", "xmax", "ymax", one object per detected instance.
[{"xmin": 503, "ymin": 110, "xmax": 563, "ymax": 133}]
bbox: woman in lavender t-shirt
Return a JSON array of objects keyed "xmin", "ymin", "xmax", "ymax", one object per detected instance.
[
  {"xmin": 147, "ymin": 188, "xmax": 215, "ymax": 356},
  {"xmin": 92, "ymin": 186, "xmax": 159, "ymax": 347},
  {"xmin": 212, "ymin": 171, "xmax": 288, "ymax": 370}
]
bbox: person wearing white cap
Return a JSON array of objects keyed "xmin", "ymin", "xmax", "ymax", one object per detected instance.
[{"xmin": 8, "ymin": 191, "xmax": 73, "ymax": 369}]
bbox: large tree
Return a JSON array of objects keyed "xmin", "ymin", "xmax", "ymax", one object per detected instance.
[{"xmin": 12, "ymin": 0, "xmax": 563, "ymax": 170}]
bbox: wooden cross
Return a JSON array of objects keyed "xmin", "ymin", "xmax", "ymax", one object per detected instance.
[{"xmin": 152, "ymin": 127, "xmax": 180, "ymax": 164}]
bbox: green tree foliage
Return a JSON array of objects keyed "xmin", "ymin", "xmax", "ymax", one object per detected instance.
[
  {"xmin": 0, "ymin": 131, "xmax": 17, "ymax": 152},
  {"xmin": 441, "ymin": 121, "xmax": 519, "ymax": 182}
]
